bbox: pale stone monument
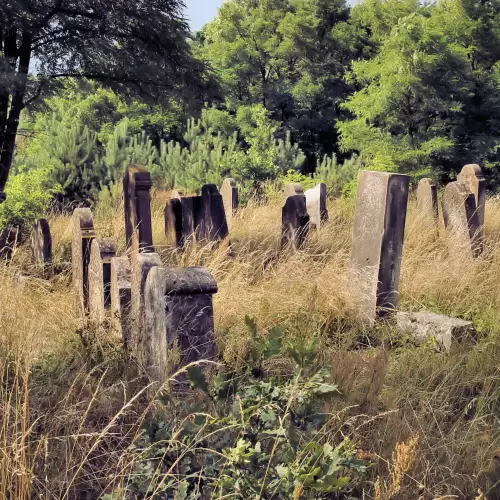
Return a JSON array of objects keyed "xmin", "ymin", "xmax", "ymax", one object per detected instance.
[
  {"xmin": 457, "ymin": 164, "xmax": 486, "ymax": 240},
  {"xmin": 351, "ymin": 170, "xmax": 409, "ymax": 324},
  {"xmin": 284, "ymin": 183, "xmax": 304, "ymax": 198},
  {"xmin": 221, "ymin": 178, "xmax": 239, "ymax": 220},
  {"xmin": 416, "ymin": 178, "xmax": 438, "ymax": 224},
  {"xmin": 304, "ymin": 182, "xmax": 328, "ymax": 229},
  {"xmin": 88, "ymin": 238, "xmax": 117, "ymax": 324},
  {"xmin": 72, "ymin": 208, "xmax": 96, "ymax": 312},
  {"xmin": 281, "ymin": 194, "xmax": 310, "ymax": 248},
  {"xmin": 31, "ymin": 219, "xmax": 52, "ymax": 267},
  {"xmin": 110, "ymin": 256, "xmax": 132, "ymax": 343},
  {"xmin": 442, "ymin": 181, "xmax": 482, "ymax": 256}
]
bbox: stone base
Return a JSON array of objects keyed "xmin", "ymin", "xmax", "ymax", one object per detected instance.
[{"xmin": 396, "ymin": 311, "xmax": 475, "ymax": 352}]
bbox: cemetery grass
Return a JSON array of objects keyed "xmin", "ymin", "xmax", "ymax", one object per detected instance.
[{"xmin": 1, "ymin": 194, "xmax": 500, "ymax": 498}]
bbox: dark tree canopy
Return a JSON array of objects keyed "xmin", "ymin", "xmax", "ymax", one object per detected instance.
[{"xmin": 0, "ymin": 0, "xmax": 199, "ymax": 195}]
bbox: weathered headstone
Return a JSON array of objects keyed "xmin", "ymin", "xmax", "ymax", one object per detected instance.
[
  {"xmin": 144, "ymin": 266, "xmax": 217, "ymax": 384},
  {"xmin": 221, "ymin": 178, "xmax": 239, "ymax": 220},
  {"xmin": 284, "ymin": 183, "xmax": 304, "ymax": 197},
  {"xmin": 181, "ymin": 196, "xmax": 196, "ymax": 243},
  {"xmin": 171, "ymin": 189, "xmax": 183, "ymax": 199},
  {"xmin": 31, "ymin": 219, "xmax": 52, "ymax": 267},
  {"xmin": 351, "ymin": 170, "xmax": 409, "ymax": 324},
  {"xmin": 110, "ymin": 256, "xmax": 132, "ymax": 343},
  {"xmin": 123, "ymin": 164, "xmax": 154, "ymax": 254},
  {"xmin": 164, "ymin": 197, "xmax": 183, "ymax": 247},
  {"xmin": 442, "ymin": 181, "xmax": 482, "ymax": 256},
  {"xmin": 417, "ymin": 178, "xmax": 438, "ymax": 224},
  {"xmin": 200, "ymin": 184, "xmax": 229, "ymax": 242},
  {"xmin": 88, "ymin": 238, "xmax": 117, "ymax": 324},
  {"xmin": 0, "ymin": 227, "xmax": 18, "ymax": 260},
  {"xmin": 72, "ymin": 208, "xmax": 96, "ymax": 311},
  {"xmin": 281, "ymin": 194, "xmax": 310, "ymax": 248},
  {"xmin": 457, "ymin": 164, "xmax": 486, "ymax": 239},
  {"xmin": 305, "ymin": 183, "xmax": 328, "ymax": 230}
]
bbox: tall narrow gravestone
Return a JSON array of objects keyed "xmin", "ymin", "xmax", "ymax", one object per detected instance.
[
  {"xmin": 221, "ymin": 178, "xmax": 239, "ymax": 220},
  {"xmin": 281, "ymin": 195, "xmax": 310, "ymax": 248},
  {"xmin": 351, "ymin": 171, "xmax": 409, "ymax": 324},
  {"xmin": 181, "ymin": 196, "xmax": 196, "ymax": 244},
  {"xmin": 88, "ymin": 238, "xmax": 117, "ymax": 324},
  {"xmin": 200, "ymin": 184, "xmax": 229, "ymax": 242},
  {"xmin": 442, "ymin": 181, "xmax": 481, "ymax": 257},
  {"xmin": 417, "ymin": 178, "xmax": 438, "ymax": 224},
  {"xmin": 457, "ymin": 164, "xmax": 486, "ymax": 240},
  {"xmin": 164, "ymin": 197, "xmax": 183, "ymax": 247},
  {"xmin": 31, "ymin": 219, "xmax": 52, "ymax": 267},
  {"xmin": 123, "ymin": 164, "xmax": 154, "ymax": 254},
  {"xmin": 305, "ymin": 183, "xmax": 328, "ymax": 230},
  {"xmin": 144, "ymin": 266, "xmax": 217, "ymax": 384},
  {"xmin": 110, "ymin": 256, "xmax": 132, "ymax": 343},
  {"xmin": 72, "ymin": 208, "xmax": 96, "ymax": 312}
]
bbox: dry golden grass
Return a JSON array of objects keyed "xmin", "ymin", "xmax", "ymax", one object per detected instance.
[{"xmin": 1, "ymin": 190, "xmax": 500, "ymax": 497}]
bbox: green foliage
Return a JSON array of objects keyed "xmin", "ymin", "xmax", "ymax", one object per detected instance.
[{"xmin": 313, "ymin": 153, "xmax": 364, "ymax": 197}]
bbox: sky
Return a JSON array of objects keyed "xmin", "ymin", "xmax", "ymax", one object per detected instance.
[{"xmin": 185, "ymin": 0, "xmax": 223, "ymax": 31}]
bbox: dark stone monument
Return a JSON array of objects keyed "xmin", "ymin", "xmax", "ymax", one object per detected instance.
[
  {"xmin": 351, "ymin": 170, "xmax": 409, "ymax": 324},
  {"xmin": 31, "ymin": 219, "xmax": 52, "ymax": 267},
  {"xmin": 164, "ymin": 197, "xmax": 183, "ymax": 247},
  {"xmin": 221, "ymin": 178, "xmax": 239, "ymax": 220},
  {"xmin": 281, "ymin": 194, "xmax": 310, "ymax": 248},
  {"xmin": 181, "ymin": 196, "xmax": 196, "ymax": 244}
]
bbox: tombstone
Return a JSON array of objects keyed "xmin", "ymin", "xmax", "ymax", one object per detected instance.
[
  {"xmin": 304, "ymin": 183, "xmax": 328, "ymax": 230},
  {"xmin": 457, "ymin": 164, "xmax": 486, "ymax": 240},
  {"xmin": 0, "ymin": 227, "xmax": 18, "ymax": 260},
  {"xmin": 281, "ymin": 194, "xmax": 310, "ymax": 248},
  {"xmin": 123, "ymin": 164, "xmax": 154, "ymax": 254},
  {"xmin": 442, "ymin": 181, "xmax": 482, "ymax": 257},
  {"xmin": 284, "ymin": 183, "xmax": 304, "ymax": 198},
  {"xmin": 181, "ymin": 196, "xmax": 196, "ymax": 244},
  {"xmin": 31, "ymin": 219, "xmax": 52, "ymax": 267},
  {"xmin": 144, "ymin": 266, "xmax": 217, "ymax": 384},
  {"xmin": 199, "ymin": 184, "xmax": 229, "ymax": 242},
  {"xmin": 221, "ymin": 178, "xmax": 239, "ymax": 220},
  {"xmin": 164, "ymin": 197, "xmax": 183, "ymax": 247},
  {"xmin": 171, "ymin": 189, "xmax": 183, "ymax": 200},
  {"xmin": 351, "ymin": 171, "xmax": 409, "ymax": 324},
  {"xmin": 110, "ymin": 256, "xmax": 132, "ymax": 343},
  {"xmin": 88, "ymin": 238, "xmax": 116, "ymax": 324},
  {"xmin": 72, "ymin": 208, "xmax": 96, "ymax": 311},
  {"xmin": 416, "ymin": 178, "xmax": 438, "ymax": 224}
]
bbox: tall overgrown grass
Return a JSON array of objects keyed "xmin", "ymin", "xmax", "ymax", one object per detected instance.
[{"xmin": 1, "ymin": 191, "xmax": 500, "ymax": 498}]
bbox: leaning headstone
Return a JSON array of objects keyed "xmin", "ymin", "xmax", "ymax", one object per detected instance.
[
  {"xmin": 284, "ymin": 183, "xmax": 304, "ymax": 197},
  {"xmin": 111, "ymin": 256, "xmax": 132, "ymax": 344},
  {"xmin": 0, "ymin": 227, "xmax": 18, "ymax": 260},
  {"xmin": 397, "ymin": 311, "xmax": 475, "ymax": 352},
  {"xmin": 31, "ymin": 219, "xmax": 52, "ymax": 267},
  {"xmin": 164, "ymin": 197, "xmax": 183, "ymax": 247},
  {"xmin": 417, "ymin": 178, "xmax": 438, "ymax": 224},
  {"xmin": 221, "ymin": 178, "xmax": 239, "ymax": 220},
  {"xmin": 88, "ymin": 238, "xmax": 117, "ymax": 324},
  {"xmin": 281, "ymin": 194, "xmax": 310, "ymax": 248},
  {"xmin": 144, "ymin": 266, "xmax": 217, "ymax": 384},
  {"xmin": 305, "ymin": 183, "xmax": 328, "ymax": 230},
  {"xmin": 457, "ymin": 164, "xmax": 486, "ymax": 240},
  {"xmin": 123, "ymin": 164, "xmax": 154, "ymax": 254},
  {"xmin": 442, "ymin": 181, "xmax": 481, "ymax": 257},
  {"xmin": 351, "ymin": 170, "xmax": 409, "ymax": 324},
  {"xmin": 72, "ymin": 208, "xmax": 96, "ymax": 312},
  {"xmin": 200, "ymin": 184, "xmax": 229, "ymax": 242}
]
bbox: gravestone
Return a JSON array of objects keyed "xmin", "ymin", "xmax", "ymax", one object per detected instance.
[
  {"xmin": 351, "ymin": 170, "xmax": 409, "ymax": 324},
  {"xmin": 281, "ymin": 194, "xmax": 310, "ymax": 248},
  {"xmin": 144, "ymin": 266, "xmax": 217, "ymax": 384},
  {"xmin": 417, "ymin": 178, "xmax": 438, "ymax": 224},
  {"xmin": 123, "ymin": 164, "xmax": 154, "ymax": 254},
  {"xmin": 110, "ymin": 256, "xmax": 132, "ymax": 343},
  {"xmin": 88, "ymin": 238, "xmax": 117, "ymax": 324},
  {"xmin": 181, "ymin": 196, "xmax": 196, "ymax": 243},
  {"xmin": 164, "ymin": 197, "xmax": 183, "ymax": 247},
  {"xmin": 305, "ymin": 183, "xmax": 328, "ymax": 229},
  {"xmin": 284, "ymin": 183, "xmax": 304, "ymax": 197},
  {"xmin": 31, "ymin": 219, "xmax": 52, "ymax": 267},
  {"xmin": 171, "ymin": 189, "xmax": 183, "ymax": 199},
  {"xmin": 457, "ymin": 164, "xmax": 486, "ymax": 240},
  {"xmin": 72, "ymin": 208, "xmax": 96, "ymax": 311},
  {"xmin": 221, "ymin": 178, "xmax": 239, "ymax": 220},
  {"xmin": 0, "ymin": 227, "xmax": 18, "ymax": 260},
  {"xmin": 442, "ymin": 181, "xmax": 482, "ymax": 256},
  {"xmin": 200, "ymin": 184, "xmax": 229, "ymax": 242}
]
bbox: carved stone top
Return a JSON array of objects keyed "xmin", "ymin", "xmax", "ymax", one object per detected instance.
[
  {"xmin": 284, "ymin": 183, "xmax": 304, "ymax": 198},
  {"xmin": 74, "ymin": 207, "xmax": 95, "ymax": 231},
  {"xmin": 221, "ymin": 178, "xmax": 237, "ymax": 188},
  {"xmin": 92, "ymin": 238, "xmax": 117, "ymax": 262},
  {"xmin": 162, "ymin": 266, "xmax": 218, "ymax": 296}
]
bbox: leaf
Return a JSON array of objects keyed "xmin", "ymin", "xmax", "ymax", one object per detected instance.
[
  {"xmin": 263, "ymin": 325, "xmax": 285, "ymax": 359},
  {"xmin": 177, "ymin": 479, "xmax": 189, "ymax": 499},
  {"xmin": 187, "ymin": 366, "xmax": 209, "ymax": 395},
  {"xmin": 276, "ymin": 464, "xmax": 289, "ymax": 478},
  {"xmin": 245, "ymin": 315, "xmax": 258, "ymax": 339}
]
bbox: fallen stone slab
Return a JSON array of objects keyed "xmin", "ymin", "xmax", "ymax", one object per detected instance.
[{"xmin": 396, "ymin": 311, "xmax": 475, "ymax": 352}]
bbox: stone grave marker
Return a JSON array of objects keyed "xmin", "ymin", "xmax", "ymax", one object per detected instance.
[
  {"xmin": 442, "ymin": 181, "xmax": 482, "ymax": 256},
  {"xmin": 351, "ymin": 170, "xmax": 409, "ymax": 324},
  {"xmin": 72, "ymin": 208, "xmax": 96, "ymax": 311},
  {"xmin": 181, "ymin": 196, "xmax": 196, "ymax": 244},
  {"xmin": 200, "ymin": 184, "xmax": 229, "ymax": 242},
  {"xmin": 164, "ymin": 197, "xmax": 183, "ymax": 247},
  {"xmin": 88, "ymin": 238, "xmax": 117, "ymax": 324},
  {"xmin": 284, "ymin": 183, "xmax": 304, "ymax": 198},
  {"xmin": 305, "ymin": 182, "xmax": 328, "ymax": 230},
  {"xmin": 417, "ymin": 178, "xmax": 438, "ymax": 224},
  {"xmin": 221, "ymin": 178, "xmax": 239, "ymax": 220},
  {"xmin": 457, "ymin": 164, "xmax": 486, "ymax": 240},
  {"xmin": 31, "ymin": 219, "xmax": 52, "ymax": 267},
  {"xmin": 281, "ymin": 194, "xmax": 310, "ymax": 248},
  {"xmin": 111, "ymin": 256, "xmax": 132, "ymax": 343}
]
